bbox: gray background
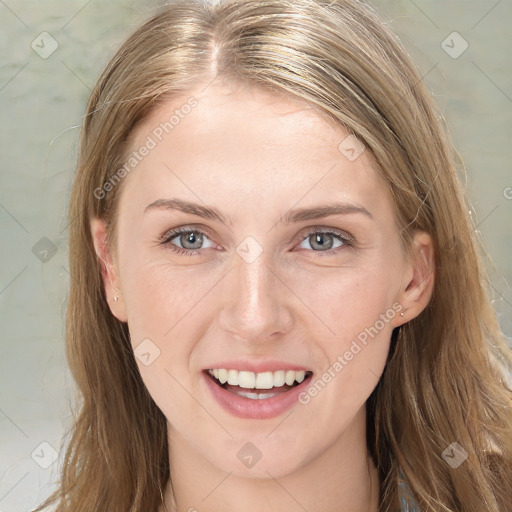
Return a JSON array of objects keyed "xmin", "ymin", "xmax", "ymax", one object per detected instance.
[{"xmin": 1, "ymin": 1, "xmax": 511, "ymax": 510}]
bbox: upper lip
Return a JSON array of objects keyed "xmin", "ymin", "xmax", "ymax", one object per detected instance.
[{"xmin": 204, "ymin": 360, "xmax": 312, "ymax": 373}]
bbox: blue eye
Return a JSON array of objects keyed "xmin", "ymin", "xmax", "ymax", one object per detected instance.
[
  {"xmin": 161, "ymin": 228, "xmax": 215, "ymax": 256},
  {"xmin": 160, "ymin": 227, "xmax": 353, "ymax": 256},
  {"xmin": 297, "ymin": 230, "xmax": 352, "ymax": 254}
]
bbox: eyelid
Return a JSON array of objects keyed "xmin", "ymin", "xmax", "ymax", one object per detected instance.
[
  {"xmin": 295, "ymin": 225, "xmax": 355, "ymax": 245},
  {"xmin": 159, "ymin": 223, "xmax": 216, "ymax": 242}
]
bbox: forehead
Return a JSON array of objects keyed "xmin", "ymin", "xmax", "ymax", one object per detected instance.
[{"xmin": 119, "ymin": 82, "xmax": 390, "ymax": 217}]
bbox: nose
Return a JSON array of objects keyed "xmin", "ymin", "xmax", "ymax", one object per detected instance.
[{"xmin": 217, "ymin": 251, "xmax": 294, "ymax": 345}]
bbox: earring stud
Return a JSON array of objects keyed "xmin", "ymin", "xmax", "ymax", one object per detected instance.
[
  {"xmin": 400, "ymin": 312, "xmax": 404, "ymax": 317},
  {"xmin": 113, "ymin": 296, "xmax": 119, "ymax": 301}
]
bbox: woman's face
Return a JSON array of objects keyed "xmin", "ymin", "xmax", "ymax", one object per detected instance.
[{"xmin": 93, "ymin": 80, "xmax": 432, "ymax": 479}]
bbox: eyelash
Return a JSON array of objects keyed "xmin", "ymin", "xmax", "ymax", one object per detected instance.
[{"xmin": 159, "ymin": 226, "xmax": 355, "ymax": 257}]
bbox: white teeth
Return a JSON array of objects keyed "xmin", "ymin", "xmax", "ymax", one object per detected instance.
[
  {"xmin": 237, "ymin": 390, "xmax": 279, "ymax": 400},
  {"xmin": 295, "ymin": 370, "xmax": 306, "ymax": 383},
  {"xmin": 285, "ymin": 370, "xmax": 295, "ymax": 386},
  {"xmin": 238, "ymin": 371, "xmax": 256, "ymax": 388},
  {"xmin": 227, "ymin": 369, "xmax": 238, "ymax": 386},
  {"xmin": 207, "ymin": 368, "xmax": 310, "ymax": 389},
  {"xmin": 255, "ymin": 371, "xmax": 274, "ymax": 389},
  {"xmin": 273, "ymin": 370, "xmax": 285, "ymax": 387}
]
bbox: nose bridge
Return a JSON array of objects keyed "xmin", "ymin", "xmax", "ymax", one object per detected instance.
[{"xmin": 218, "ymin": 249, "xmax": 292, "ymax": 341}]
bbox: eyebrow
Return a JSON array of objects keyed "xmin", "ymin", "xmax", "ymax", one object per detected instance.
[{"xmin": 144, "ymin": 198, "xmax": 373, "ymax": 224}]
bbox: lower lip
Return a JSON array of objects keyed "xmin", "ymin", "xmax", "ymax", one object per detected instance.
[{"xmin": 202, "ymin": 371, "xmax": 313, "ymax": 420}]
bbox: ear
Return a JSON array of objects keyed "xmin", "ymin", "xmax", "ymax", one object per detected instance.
[
  {"xmin": 393, "ymin": 230, "xmax": 435, "ymax": 327},
  {"xmin": 90, "ymin": 217, "xmax": 128, "ymax": 322}
]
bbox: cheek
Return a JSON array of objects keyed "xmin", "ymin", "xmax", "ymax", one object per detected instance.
[
  {"xmin": 290, "ymin": 260, "xmax": 398, "ymax": 410},
  {"xmin": 290, "ymin": 255, "xmax": 400, "ymax": 340},
  {"xmin": 119, "ymin": 260, "xmax": 220, "ymax": 412},
  {"xmin": 121, "ymin": 256, "xmax": 217, "ymax": 340}
]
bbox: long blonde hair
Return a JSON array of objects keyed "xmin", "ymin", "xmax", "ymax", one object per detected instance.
[{"xmin": 36, "ymin": 0, "xmax": 512, "ymax": 510}]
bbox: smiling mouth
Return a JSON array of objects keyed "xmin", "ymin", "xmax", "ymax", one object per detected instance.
[{"xmin": 205, "ymin": 368, "xmax": 313, "ymax": 400}]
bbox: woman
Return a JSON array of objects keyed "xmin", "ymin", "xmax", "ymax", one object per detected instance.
[{"xmin": 35, "ymin": 0, "xmax": 512, "ymax": 510}]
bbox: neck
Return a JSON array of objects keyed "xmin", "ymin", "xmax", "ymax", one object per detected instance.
[{"xmin": 160, "ymin": 407, "xmax": 379, "ymax": 512}]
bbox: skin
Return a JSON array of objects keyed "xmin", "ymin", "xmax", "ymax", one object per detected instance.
[{"xmin": 91, "ymin": 79, "xmax": 435, "ymax": 512}]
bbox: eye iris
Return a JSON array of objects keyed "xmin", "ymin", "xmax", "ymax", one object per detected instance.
[
  {"xmin": 181, "ymin": 231, "xmax": 203, "ymax": 249},
  {"xmin": 310, "ymin": 233, "xmax": 334, "ymax": 251}
]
